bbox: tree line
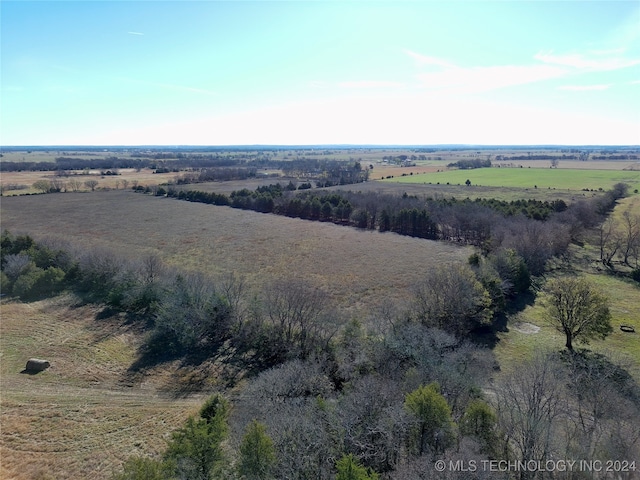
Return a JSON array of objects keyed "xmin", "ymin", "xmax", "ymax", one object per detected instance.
[{"xmin": 150, "ymin": 183, "xmax": 629, "ymax": 278}]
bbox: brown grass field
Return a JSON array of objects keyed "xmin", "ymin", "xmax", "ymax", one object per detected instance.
[
  {"xmin": 0, "ymin": 189, "xmax": 473, "ymax": 478},
  {"xmin": 0, "ymin": 190, "xmax": 473, "ymax": 314},
  {"xmin": 0, "ymin": 168, "xmax": 179, "ymax": 195},
  {"xmin": 0, "ymin": 296, "xmax": 205, "ymax": 480}
]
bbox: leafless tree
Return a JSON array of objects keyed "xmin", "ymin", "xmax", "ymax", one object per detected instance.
[
  {"xmin": 122, "ymin": 179, "xmax": 130, "ymax": 190},
  {"xmin": 619, "ymin": 209, "xmax": 640, "ymax": 267},
  {"xmin": 413, "ymin": 264, "xmax": 491, "ymax": 336},
  {"xmin": 599, "ymin": 217, "xmax": 622, "ymax": 267},
  {"xmin": 493, "ymin": 353, "xmax": 567, "ymax": 480},
  {"xmin": 84, "ymin": 179, "xmax": 99, "ymax": 191},
  {"xmin": 3, "ymin": 254, "xmax": 33, "ymax": 281},
  {"xmin": 262, "ymin": 278, "xmax": 332, "ymax": 358},
  {"xmin": 67, "ymin": 178, "xmax": 82, "ymax": 192},
  {"xmin": 49, "ymin": 178, "xmax": 66, "ymax": 192},
  {"xmin": 32, "ymin": 180, "xmax": 51, "ymax": 193}
]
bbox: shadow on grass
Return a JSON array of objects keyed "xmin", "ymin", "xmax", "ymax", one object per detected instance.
[
  {"xmin": 20, "ymin": 369, "xmax": 46, "ymax": 375},
  {"xmin": 471, "ymin": 290, "xmax": 537, "ymax": 349},
  {"xmin": 125, "ymin": 335, "xmax": 276, "ymax": 398}
]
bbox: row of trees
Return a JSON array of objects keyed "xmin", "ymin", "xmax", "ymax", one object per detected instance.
[
  {"xmin": 599, "ymin": 206, "xmax": 640, "ymax": 270},
  {"xmin": 156, "ymin": 184, "xmax": 625, "ymax": 276},
  {"xmin": 31, "ymin": 178, "xmax": 99, "ymax": 193},
  {"xmin": 447, "ymin": 158, "xmax": 492, "ymax": 169}
]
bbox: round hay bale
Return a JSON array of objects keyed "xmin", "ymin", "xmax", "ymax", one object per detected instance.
[
  {"xmin": 620, "ymin": 325, "xmax": 635, "ymax": 333},
  {"xmin": 26, "ymin": 358, "xmax": 50, "ymax": 372}
]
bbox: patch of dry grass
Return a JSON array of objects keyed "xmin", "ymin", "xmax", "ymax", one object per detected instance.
[
  {"xmin": 0, "ymin": 191, "xmax": 473, "ymax": 314},
  {"xmin": 0, "ymin": 297, "xmax": 203, "ymax": 480},
  {"xmin": 0, "ymin": 168, "xmax": 178, "ymax": 195}
]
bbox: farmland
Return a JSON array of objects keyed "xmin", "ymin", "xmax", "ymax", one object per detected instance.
[
  {"xmin": 0, "ymin": 297, "xmax": 204, "ymax": 480},
  {"xmin": 0, "ymin": 190, "xmax": 473, "ymax": 314},
  {"xmin": 382, "ymin": 165, "xmax": 640, "ymax": 192},
  {"xmin": 2, "ymin": 147, "xmax": 640, "ymax": 479}
]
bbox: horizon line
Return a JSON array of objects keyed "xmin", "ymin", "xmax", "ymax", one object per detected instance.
[{"xmin": 2, "ymin": 144, "xmax": 640, "ymax": 150}]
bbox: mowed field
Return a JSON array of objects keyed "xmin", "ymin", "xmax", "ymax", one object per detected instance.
[
  {"xmin": 494, "ymin": 194, "xmax": 640, "ymax": 382},
  {"xmin": 0, "ymin": 296, "xmax": 204, "ymax": 480},
  {"xmin": 382, "ymin": 166, "xmax": 640, "ymax": 193},
  {"xmin": 0, "ymin": 190, "xmax": 473, "ymax": 313}
]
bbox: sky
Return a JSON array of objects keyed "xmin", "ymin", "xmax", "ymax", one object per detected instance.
[{"xmin": 1, "ymin": 1, "xmax": 639, "ymax": 146}]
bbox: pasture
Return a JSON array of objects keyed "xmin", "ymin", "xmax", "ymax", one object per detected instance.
[
  {"xmin": 494, "ymin": 195, "xmax": 640, "ymax": 382},
  {"xmin": 0, "ymin": 296, "xmax": 204, "ymax": 480},
  {"xmin": 382, "ymin": 166, "xmax": 640, "ymax": 193},
  {"xmin": 0, "ymin": 190, "xmax": 473, "ymax": 314},
  {"xmin": 0, "ymin": 168, "xmax": 179, "ymax": 195}
]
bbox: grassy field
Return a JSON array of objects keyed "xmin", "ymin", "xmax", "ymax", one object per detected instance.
[
  {"xmin": 0, "ymin": 168, "xmax": 179, "ymax": 195},
  {"xmin": 0, "ymin": 190, "xmax": 473, "ymax": 314},
  {"xmin": 381, "ymin": 166, "xmax": 640, "ymax": 193},
  {"xmin": 494, "ymin": 195, "xmax": 640, "ymax": 382},
  {"xmin": 0, "ymin": 296, "xmax": 205, "ymax": 480},
  {"xmin": 329, "ymin": 179, "xmax": 605, "ymax": 203}
]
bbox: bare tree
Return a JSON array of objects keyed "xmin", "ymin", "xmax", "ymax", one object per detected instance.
[
  {"xmin": 494, "ymin": 353, "xmax": 567, "ymax": 480},
  {"xmin": 32, "ymin": 180, "xmax": 51, "ymax": 193},
  {"xmin": 619, "ymin": 209, "xmax": 640, "ymax": 267},
  {"xmin": 49, "ymin": 178, "xmax": 66, "ymax": 192},
  {"xmin": 413, "ymin": 264, "xmax": 491, "ymax": 336},
  {"xmin": 122, "ymin": 179, "xmax": 130, "ymax": 190},
  {"xmin": 262, "ymin": 278, "xmax": 332, "ymax": 358},
  {"xmin": 67, "ymin": 178, "xmax": 82, "ymax": 192},
  {"xmin": 599, "ymin": 217, "xmax": 622, "ymax": 268},
  {"xmin": 3, "ymin": 254, "xmax": 33, "ymax": 281},
  {"xmin": 84, "ymin": 179, "xmax": 99, "ymax": 191}
]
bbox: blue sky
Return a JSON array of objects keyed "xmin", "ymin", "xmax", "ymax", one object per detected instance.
[{"xmin": 1, "ymin": 1, "xmax": 639, "ymax": 146}]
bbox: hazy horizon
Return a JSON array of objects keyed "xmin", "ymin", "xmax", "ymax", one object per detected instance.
[{"xmin": 2, "ymin": 1, "xmax": 639, "ymax": 146}]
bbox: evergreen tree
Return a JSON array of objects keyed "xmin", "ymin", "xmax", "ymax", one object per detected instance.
[{"xmin": 237, "ymin": 420, "xmax": 276, "ymax": 480}]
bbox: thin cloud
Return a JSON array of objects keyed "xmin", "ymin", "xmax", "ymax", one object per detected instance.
[
  {"xmin": 116, "ymin": 76, "xmax": 217, "ymax": 96},
  {"xmin": 416, "ymin": 64, "xmax": 565, "ymax": 94},
  {"xmin": 534, "ymin": 51, "xmax": 640, "ymax": 71},
  {"xmin": 339, "ymin": 80, "xmax": 405, "ymax": 89},
  {"xmin": 127, "ymin": 31, "xmax": 144, "ymax": 36},
  {"xmin": 557, "ymin": 84, "xmax": 612, "ymax": 91},
  {"xmin": 404, "ymin": 50, "xmax": 458, "ymax": 69}
]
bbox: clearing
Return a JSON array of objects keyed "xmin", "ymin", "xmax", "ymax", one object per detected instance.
[{"xmin": 0, "ymin": 296, "xmax": 205, "ymax": 480}]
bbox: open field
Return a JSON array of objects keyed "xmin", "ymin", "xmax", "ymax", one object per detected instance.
[
  {"xmin": 494, "ymin": 195, "xmax": 640, "ymax": 382},
  {"xmin": 0, "ymin": 168, "xmax": 179, "ymax": 195},
  {"xmin": 0, "ymin": 296, "xmax": 205, "ymax": 480},
  {"xmin": 0, "ymin": 190, "xmax": 473, "ymax": 314},
  {"xmin": 329, "ymin": 179, "xmax": 605, "ymax": 203},
  {"xmin": 382, "ymin": 166, "xmax": 640, "ymax": 193},
  {"xmin": 494, "ymin": 272, "xmax": 640, "ymax": 382}
]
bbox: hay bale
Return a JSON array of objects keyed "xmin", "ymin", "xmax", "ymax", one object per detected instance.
[{"xmin": 26, "ymin": 358, "xmax": 50, "ymax": 372}]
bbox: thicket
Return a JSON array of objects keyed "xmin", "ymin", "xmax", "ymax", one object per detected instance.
[{"xmin": 447, "ymin": 158, "xmax": 492, "ymax": 169}]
